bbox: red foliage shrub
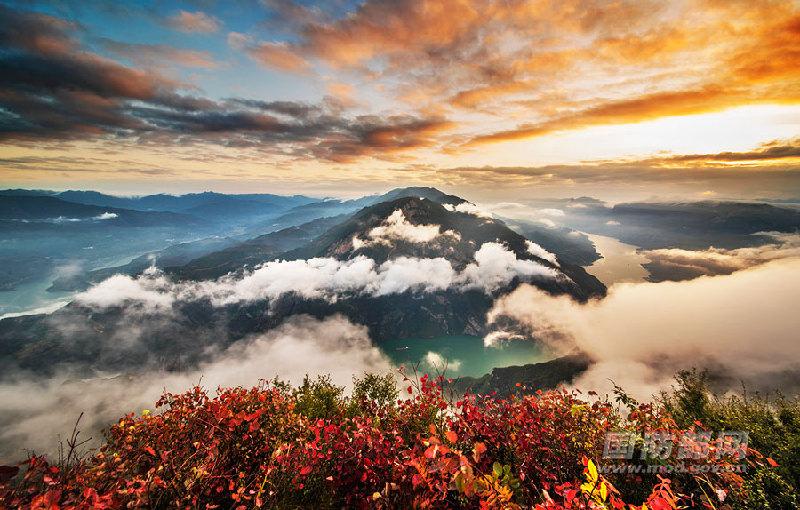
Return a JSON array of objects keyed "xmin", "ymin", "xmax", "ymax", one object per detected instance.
[{"xmin": 0, "ymin": 374, "xmax": 749, "ymax": 509}]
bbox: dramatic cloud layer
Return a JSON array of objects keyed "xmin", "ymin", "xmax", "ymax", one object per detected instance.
[
  {"xmin": 487, "ymin": 257, "xmax": 800, "ymax": 399},
  {"xmin": 259, "ymin": 0, "xmax": 800, "ymax": 148},
  {"xmin": 0, "ymin": 315, "xmax": 392, "ymax": 461},
  {"xmin": 0, "ymin": 5, "xmax": 448, "ymax": 162},
  {"xmin": 1, "ymin": 2, "xmax": 798, "ymax": 195}
]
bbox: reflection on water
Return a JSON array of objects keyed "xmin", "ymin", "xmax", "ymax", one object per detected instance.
[
  {"xmin": 586, "ymin": 234, "xmax": 650, "ymax": 285},
  {"xmin": 380, "ymin": 335, "xmax": 546, "ymax": 378}
]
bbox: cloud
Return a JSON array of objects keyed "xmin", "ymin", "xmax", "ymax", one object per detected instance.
[
  {"xmin": 352, "ymin": 209, "xmax": 460, "ymax": 248},
  {"xmin": 74, "ymin": 242, "xmax": 562, "ymax": 310},
  {"xmin": 0, "ymin": 315, "xmax": 393, "ymax": 461},
  {"xmin": 526, "ymin": 241, "xmax": 559, "ymax": 266},
  {"xmin": 605, "ymin": 220, "xmax": 620, "ymax": 226},
  {"xmin": 8, "ymin": 213, "xmax": 119, "ymax": 223},
  {"xmin": 537, "ymin": 208, "xmax": 565, "ymax": 217},
  {"xmin": 373, "ymin": 257, "xmax": 456, "ymax": 295},
  {"xmin": 226, "ymin": 31, "xmax": 252, "ymax": 51},
  {"xmin": 483, "ymin": 330, "xmax": 525, "ymax": 348},
  {"xmin": 424, "ymin": 351, "xmax": 462, "ymax": 373},
  {"xmin": 487, "ymin": 257, "xmax": 800, "ymax": 399},
  {"xmin": 641, "ymin": 232, "xmax": 800, "ymax": 281},
  {"xmin": 258, "ymin": 0, "xmax": 800, "ymax": 150},
  {"xmin": 642, "ymin": 138, "xmax": 800, "ymax": 167},
  {"xmin": 442, "ymin": 202, "xmax": 492, "ymax": 218},
  {"xmin": 167, "ymin": 10, "xmax": 220, "ymax": 33},
  {"xmin": 457, "ymin": 242, "xmax": 560, "ymax": 293},
  {"xmin": 0, "ymin": 5, "xmax": 450, "ymax": 163},
  {"xmin": 76, "ymin": 269, "xmax": 175, "ymax": 310},
  {"xmin": 247, "ymin": 42, "xmax": 311, "ymax": 72},
  {"xmin": 465, "ymin": 87, "xmax": 741, "ymax": 146},
  {"xmin": 537, "ymin": 218, "xmax": 557, "ymax": 228},
  {"xmin": 99, "ymin": 39, "xmax": 219, "ymax": 69}
]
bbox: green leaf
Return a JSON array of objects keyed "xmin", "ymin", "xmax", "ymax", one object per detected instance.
[{"xmin": 492, "ymin": 462, "xmax": 502, "ymax": 478}]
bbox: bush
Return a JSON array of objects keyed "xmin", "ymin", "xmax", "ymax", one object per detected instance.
[
  {"xmin": 659, "ymin": 369, "xmax": 800, "ymax": 509},
  {"xmin": 0, "ymin": 370, "xmax": 789, "ymax": 509}
]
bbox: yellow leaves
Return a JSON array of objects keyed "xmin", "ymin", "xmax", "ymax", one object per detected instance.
[
  {"xmin": 587, "ymin": 458, "xmax": 598, "ymax": 482},
  {"xmin": 581, "ymin": 459, "xmax": 609, "ymax": 507},
  {"xmin": 570, "ymin": 404, "xmax": 587, "ymax": 417},
  {"xmin": 141, "ymin": 409, "xmax": 151, "ymax": 417}
]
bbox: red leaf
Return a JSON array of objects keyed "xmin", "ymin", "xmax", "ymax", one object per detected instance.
[
  {"xmin": 299, "ymin": 465, "xmax": 313, "ymax": 476},
  {"xmin": 767, "ymin": 457, "xmax": 779, "ymax": 467}
]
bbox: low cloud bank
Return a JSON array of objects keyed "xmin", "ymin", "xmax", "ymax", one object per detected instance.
[
  {"xmin": 9, "ymin": 212, "xmax": 118, "ymax": 223},
  {"xmin": 0, "ymin": 315, "xmax": 392, "ymax": 462},
  {"xmin": 641, "ymin": 232, "xmax": 800, "ymax": 281},
  {"xmin": 76, "ymin": 242, "xmax": 562, "ymax": 310},
  {"xmin": 487, "ymin": 257, "xmax": 800, "ymax": 399}
]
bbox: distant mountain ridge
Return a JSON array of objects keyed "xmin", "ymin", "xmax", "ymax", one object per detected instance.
[
  {"xmin": 0, "ymin": 189, "xmax": 318, "ymax": 214},
  {"xmin": 0, "ymin": 195, "xmax": 198, "ymax": 227}
]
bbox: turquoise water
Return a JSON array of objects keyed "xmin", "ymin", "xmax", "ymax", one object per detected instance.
[{"xmin": 379, "ymin": 335, "xmax": 545, "ymax": 378}]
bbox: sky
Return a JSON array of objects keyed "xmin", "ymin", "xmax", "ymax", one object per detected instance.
[{"xmin": 0, "ymin": 0, "xmax": 799, "ymax": 201}]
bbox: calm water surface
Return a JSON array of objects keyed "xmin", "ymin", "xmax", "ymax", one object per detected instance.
[
  {"xmin": 585, "ymin": 234, "xmax": 650, "ymax": 285},
  {"xmin": 380, "ymin": 335, "xmax": 546, "ymax": 378}
]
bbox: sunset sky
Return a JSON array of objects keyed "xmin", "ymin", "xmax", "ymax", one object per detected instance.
[{"xmin": 1, "ymin": 0, "xmax": 799, "ymax": 201}]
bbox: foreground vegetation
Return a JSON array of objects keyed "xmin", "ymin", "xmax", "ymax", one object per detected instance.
[{"xmin": 1, "ymin": 370, "xmax": 797, "ymax": 509}]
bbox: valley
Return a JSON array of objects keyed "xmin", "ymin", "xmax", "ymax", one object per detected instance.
[{"xmin": 0, "ymin": 186, "xmax": 799, "ymax": 462}]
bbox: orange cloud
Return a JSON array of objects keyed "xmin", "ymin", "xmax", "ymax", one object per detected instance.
[
  {"xmin": 261, "ymin": 0, "xmax": 799, "ymax": 151},
  {"xmin": 167, "ymin": 10, "xmax": 220, "ymax": 33},
  {"xmin": 248, "ymin": 42, "xmax": 311, "ymax": 72},
  {"xmin": 466, "ymin": 87, "xmax": 746, "ymax": 146}
]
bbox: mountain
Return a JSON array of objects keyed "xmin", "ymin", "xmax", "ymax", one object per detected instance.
[
  {"xmin": 503, "ymin": 220, "xmax": 600, "ymax": 267},
  {"xmin": 169, "ymin": 216, "xmax": 348, "ymax": 281},
  {"xmin": 284, "ymin": 196, "xmax": 604, "ymax": 297},
  {"xmin": 0, "ymin": 195, "xmax": 199, "ymax": 227},
  {"xmin": 554, "ymin": 199, "xmax": 800, "ymax": 250},
  {"xmin": 54, "ymin": 190, "xmax": 317, "ymax": 216},
  {"xmin": 47, "ymin": 236, "xmax": 239, "ymax": 292},
  {"xmin": 0, "ymin": 197, "xmax": 205, "ymax": 294},
  {"xmin": 257, "ymin": 186, "xmax": 465, "ymax": 233},
  {"xmin": 447, "ymin": 353, "xmax": 591, "ymax": 396},
  {"xmin": 0, "ymin": 190, "xmax": 606, "ymax": 376}
]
